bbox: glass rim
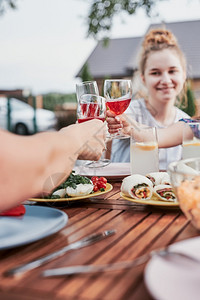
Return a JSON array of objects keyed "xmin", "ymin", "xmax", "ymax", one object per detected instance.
[
  {"xmin": 80, "ymin": 94, "xmax": 105, "ymax": 99},
  {"xmin": 76, "ymin": 80, "xmax": 97, "ymax": 86},
  {"xmin": 168, "ymin": 157, "xmax": 200, "ymax": 175},
  {"xmin": 104, "ymin": 79, "xmax": 132, "ymax": 82}
]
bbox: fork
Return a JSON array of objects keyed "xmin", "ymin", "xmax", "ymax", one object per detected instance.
[{"xmin": 42, "ymin": 246, "xmax": 200, "ymax": 277}]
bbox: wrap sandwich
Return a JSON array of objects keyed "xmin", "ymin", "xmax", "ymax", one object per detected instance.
[
  {"xmin": 121, "ymin": 175, "xmax": 153, "ymax": 200},
  {"xmin": 146, "ymin": 172, "xmax": 171, "ymax": 186},
  {"xmin": 153, "ymin": 184, "xmax": 177, "ymax": 202}
]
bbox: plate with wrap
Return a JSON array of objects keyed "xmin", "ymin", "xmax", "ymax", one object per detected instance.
[{"xmin": 120, "ymin": 174, "xmax": 179, "ymax": 207}]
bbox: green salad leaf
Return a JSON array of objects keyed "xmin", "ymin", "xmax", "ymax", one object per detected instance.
[{"xmin": 53, "ymin": 171, "xmax": 91, "ymax": 191}]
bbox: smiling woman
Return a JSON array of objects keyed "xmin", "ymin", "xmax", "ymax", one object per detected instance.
[{"xmin": 109, "ymin": 28, "xmax": 190, "ymax": 170}]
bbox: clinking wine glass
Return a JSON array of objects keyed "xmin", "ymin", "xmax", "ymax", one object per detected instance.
[
  {"xmin": 76, "ymin": 81, "xmax": 99, "ymax": 103},
  {"xmin": 77, "ymin": 94, "xmax": 110, "ymax": 168},
  {"xmin": 104, "ymin": 79, "xmax": 132, "ymax": 139}
]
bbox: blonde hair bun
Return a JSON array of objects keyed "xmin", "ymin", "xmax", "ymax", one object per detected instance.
[{"xmin": 143, "ymin": 29, "xmax": 177, "ymax": 48}]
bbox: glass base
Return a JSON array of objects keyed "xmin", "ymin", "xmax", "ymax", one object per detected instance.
[
  {"xmin": 110, "ymin": 132, "xmax": 130, "ymax": 139},
  {"xmin": 84, "ymin": 159, "xmax": 110, "ymax": 168}
]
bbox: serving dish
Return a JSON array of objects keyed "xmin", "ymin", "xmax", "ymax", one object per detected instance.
[
  {"xmin": 29, "ymin": 183, "xmax": 113, "ymax": 202},
  {"xmin": 120, "ymin": 193, "xmax": 179, "ymax": 207}
]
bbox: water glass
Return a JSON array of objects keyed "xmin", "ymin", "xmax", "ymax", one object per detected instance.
[
  {"xmin": 130, "ymin": 125, "xmax": 159, "ymax": 175},
  {"xmin": 182, "ymin": 122, "xmax": 200, "ymax": 159}
]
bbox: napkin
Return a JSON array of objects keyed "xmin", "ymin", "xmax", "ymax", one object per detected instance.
[{"xmin": 0, "ymin": 205, "xmax": 26, "ymax": 216}]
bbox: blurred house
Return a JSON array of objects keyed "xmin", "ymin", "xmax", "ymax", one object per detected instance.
[
  {"xmin": 76, "ymin": 19, "xmax": 200, "ymax": 111},
  {"xmin": 0, "ymin": 89, "xmax": 28, "ymax": 101}
]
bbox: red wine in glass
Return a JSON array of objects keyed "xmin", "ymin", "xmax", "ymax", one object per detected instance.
[
  {"xmin": 106, "ymin": 98, "xmax": 131, "ymax": 115},
  {"xmin": 77, "ymin": 102, "xmax": 105, "ymax": 123},
  {"xmin": 77, "ymin": 94, "xmax": 109, "ymax": 168},
  {"xmin": 104, "ymin": 79, "xmax": 132, "ymax": 138},
  {"xmin": 78, "ymin": 117, "xmax": 105, "ymax": 123}
]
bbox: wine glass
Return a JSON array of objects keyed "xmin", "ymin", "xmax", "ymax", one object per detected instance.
[
  {"xmin": 76, "ymin": 81, "xmax": 99, "ymax": 103},
  {"xmin": 77, "ymin": 94, "xmax": 110, "ymax": 168},
  {"xmin": 104, "ymin": 79, "xmax": 132, "ymax": 139}
]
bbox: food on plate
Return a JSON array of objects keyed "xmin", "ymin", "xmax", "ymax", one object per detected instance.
[
  {"xmin": 0, "ymin": 204, "xmax": 26, "ymax": 216},
  {"xmin": 66, "ymin": 183, "xmax": 93, "ymax": 197},
  {"xmin": 91, "ymin": 176, "xmax": 107, "ymax": 192},
  {"xmin": 153, "ymin": 184, "xmax": 177, "ymax": 202},
  {"xmin": 43, "ymin": 172, "xmax": 109, "ymax": 199},
  {"xmin": 146, "ymin": 172, "xmax": 171, "ymax": 186},
  {"xmin": 121, "ymin": 174, "xmax": 153, "ymax": 200},
  {"xmin": 176, "ymin": 176, "xmax": 200, "ymax": 229},
  {"xmin": 45, "ymin": 171, "xmax": 93, "ymax": 199},
  {"xmin": 52, "ymin": 188, "xmax": 66, "ymax": 198}
]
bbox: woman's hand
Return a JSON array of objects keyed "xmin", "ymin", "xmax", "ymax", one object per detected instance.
[{"xmin": 106, "ymin": 111, "xmax": 132, "ymax": 136}]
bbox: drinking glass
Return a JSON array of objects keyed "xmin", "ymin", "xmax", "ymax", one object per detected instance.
[
  {"xmin": 77, "ymin": 94, "xmax": 110, "ymax": 168},
  {"xmin": 130, "ymin": 125, "xmax": 159, "ymax": 175},
  {"xmin": 182, "ymin": 122, "xmax": 200, "ymax": 159},
  {"xmin": 104, "ymin": 79, "xmax": 132, "ymax": 139},
  {"xmin": 77, "ymin": 94, "xmax": 106, "ymax": 123},
  {"xmin": 76, "ymin": 81, "xmax": 99, "ymax": 103}
]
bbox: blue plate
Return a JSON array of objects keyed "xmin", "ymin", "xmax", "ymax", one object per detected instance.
[{"xmin": 0, "ymin": 205, "xmax": 68, "ymax": 250}]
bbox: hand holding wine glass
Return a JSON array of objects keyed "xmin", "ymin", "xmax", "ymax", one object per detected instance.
[{"xmin": 104, "ymin": 79, "xmax": 132, "ymax": 139}]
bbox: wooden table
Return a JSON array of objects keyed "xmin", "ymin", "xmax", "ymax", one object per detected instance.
[{"xmin": 0, "ymin": 181, "xmax": 199, "ymax": 300}]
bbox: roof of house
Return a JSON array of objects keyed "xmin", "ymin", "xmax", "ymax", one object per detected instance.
[
  {"xmin": 76, "ymin": 36, "xmax": 142, "ymax": 78},
  {"xmin": 76, "ymin": 19, "xmax": 200, "ymax": 79}
]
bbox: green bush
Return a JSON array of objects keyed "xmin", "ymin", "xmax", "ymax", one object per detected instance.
[
  {"xmin": 42, "ymin": 93, "xmax": 76, "ymax": 111},
  {"xmin": 80, "ymin": 63, "xmax": 93, "ymax": 82},
  {"xmin": 178, "ymin": 82, "xmax": 196, "ymax": 117}
]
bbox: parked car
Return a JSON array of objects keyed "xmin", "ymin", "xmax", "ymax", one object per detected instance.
[{"xmin": 0, "ymin": 97, "xmax": 58, "ymax": 135}]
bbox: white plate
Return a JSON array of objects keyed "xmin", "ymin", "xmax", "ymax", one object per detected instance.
[
  {"xmin": 145, "ymin": 237, "xmax": 200, "ymax": 300},
  {"xmin": 74, "ymin": 162, "xmax": 131, "ymax": 180},
  {"xmin": 0, "ymin": 205, "xmax": 68, "ymax": 250}
]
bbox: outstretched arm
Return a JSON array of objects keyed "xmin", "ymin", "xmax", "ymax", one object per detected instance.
[
  {"xmin": 0, "ymin": 119, "xmax": 106, "ymax": 211},
  {"xmin": 157, "ymin": 122, "xmax": 185, "ymax": 148},
  {"xmin": 106, "ymin": 111, "xmax": 191, "ymax": 148}
]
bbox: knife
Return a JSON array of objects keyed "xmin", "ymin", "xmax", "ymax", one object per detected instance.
[
  {"xmin": 4, "ymin": 229, "xmax": 116, "ymax": 277},
  {"xmin": 42, "ymin": 247, "xmax": 200, "ymax": 277}
]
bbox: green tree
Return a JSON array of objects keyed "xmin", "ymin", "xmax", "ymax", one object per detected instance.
[
  {"xmin": 178, "ymin": 82, "xmax": 196, "ymax": 117},
  {"xmin": 181, "ymin": 87, "xmax": 196, "ymax": 117},
  {"xmin": 86, "ymin": 0, "xmax": 165, "ymax": 39},
  {"xmin": 80, "ymin": 63, "xmax": 93, "ymax": 82}
]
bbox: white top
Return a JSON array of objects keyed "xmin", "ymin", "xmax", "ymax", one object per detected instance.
[{"xmin": 111, "ymin": 98, "xmax": 190, "ymax": 170}]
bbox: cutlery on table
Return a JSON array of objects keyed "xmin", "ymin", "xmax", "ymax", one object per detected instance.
[
  {"xmin": 4, "ymin": 229, "xmax": 116, "ymax": 277},
  {"xmin": 42, "ymin": 246, "xmax": 200, "ymax": 277}
]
